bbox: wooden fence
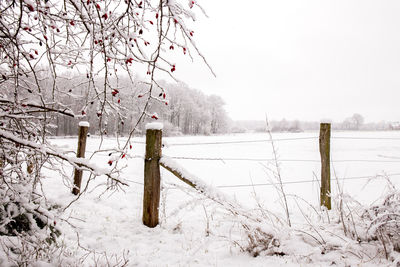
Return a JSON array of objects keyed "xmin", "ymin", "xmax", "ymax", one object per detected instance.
[
  {"xmin": 141, "ymin": 123, "xmax": 333, "ymax": 228},
  {"xmin": 70, "ymin": 121, "xmax": 334, "ymax": 227}
]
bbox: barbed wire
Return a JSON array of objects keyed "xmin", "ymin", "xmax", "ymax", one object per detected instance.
[
  {"xmin": 84, "ymin": 152, "xmax": 400, "ymax": 164},
  {"xmin": 82, "ymin": 133, "xmax": 400, "ymax": 188},
  {"xmin": 130, "ymin": 172, "xmax": 400, "ymax": 189},
  {"xmin": 164, "ymin": 156, "xmax": 400, "ymax": 163},
  {"xmin": 216, "ymin": 172, "xmax": 400, "ymax": 188},
  {"xmin": 332, "ymin": 136, "xmax": 400, "ymax": 140},
  {"xmin": 167, "ymin": 136, "xmax": 318, "ymax": 146},
  {"xmin": 165, "ymin": 135, "xmax": 400, "ymax": 147}
]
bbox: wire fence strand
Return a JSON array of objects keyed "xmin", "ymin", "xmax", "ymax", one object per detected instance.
[
  {"xmin": 157, "ymin": 172, "xmax": 400, "ymax": 190},
  {"xmin": 165, "ymin": 135, "xmax": 400, "ymax": 147},
  {"xmin": 216, "ymin": 172, "xmax": 400, "ymax": 188},
  {"xmin": 164, "ymin": 155, "xmax": 400, "ymax": 163},
  {"xmin": 167, "ymin": 136, "xmax": 318, "ymax": 146},
  {"xmin": 332, "ymin": 136, "xmax": 400, "ymax": 140}
]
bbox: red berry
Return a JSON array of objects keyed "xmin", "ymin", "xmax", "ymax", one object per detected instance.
[
  {"xmin": 163, "ymin": 93, "xmax": 166, "ymax": 99},
  {"xmin": 81, "ymin": 110, "xmax": 86, "ymax": 115},
  {"xmin": 108, "ymin": 160, "xmax": 113, "ymax": 166},
  {"xmin": 111, "ymin": 89, "xmax": 119, "ymax": 96},
  {"xmin": 26, "ymin": 4, "xmax": 34, "ymax": 12},
  {"xmin": 151, "ymin": 115, "xmax": 158, "ymax": 120},
  {"xmin": 102, "ymin": 13, "xmax": 108, "ymax": 20},
  {"xmin": 96, "ymin": 3, "xmax": 101, "ymax": 9},
  {"xmin": 130, "ymin": 145, "xmax": 132, "ymax": 149},
  {"xmin": 121, "ymin": 154, "xmax": 126, "ymax": 159},
  {"xmin": 118, "ymin": 99, "xmax": 121, "ymax": 103},
  {"xmin": 156, "ymin": 13, "xmax": 159, "ymax": 19},
  {"xmin": 70, "ymin": 21, "xmax": 75, "ymax": 26},
  {"xmin": 169, "ymin": 45, "xmax": 174, "ymax": 50}
]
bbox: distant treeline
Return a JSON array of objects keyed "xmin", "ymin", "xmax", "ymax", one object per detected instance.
[
  {"xmin": 232, "ymin": 114, "xmax": 398, "ymax": 133},
  {"xmin": 231, "ymin": 113, "xmax": 400, "ymax": 133}
]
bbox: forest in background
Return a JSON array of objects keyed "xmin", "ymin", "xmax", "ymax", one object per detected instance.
[{"xmin": 47, "ymin": 74, "xmax": 230, "ymax": 136}]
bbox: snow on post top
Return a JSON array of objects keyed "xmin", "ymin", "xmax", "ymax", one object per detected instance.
[
  {"xmin": 79, "ymin": 121, "xmax": 90, "ymax": 128},
  {"xmin": 145, "ymin": 122, "xmax": 163, "ymax": 130},
  {"xmin": 320, "ymin": 119, "xmax": 332, "ymax": 124}
]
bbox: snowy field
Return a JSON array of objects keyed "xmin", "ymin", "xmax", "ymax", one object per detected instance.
[{"xmin": 41, "ymin": 131, "xmax": 400, "ymax": 266}]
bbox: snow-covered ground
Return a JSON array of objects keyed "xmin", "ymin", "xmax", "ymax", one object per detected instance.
[{"xmin": 41, "ymin": 131, "xmax": 400, "ymax": 266}]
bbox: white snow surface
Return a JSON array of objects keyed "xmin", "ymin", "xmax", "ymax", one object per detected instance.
[
  {"xmin": 78, "ymin": 121, "xmax": 90, "ymax": 127},
  {"xmin": 28, "ymin": 131, "xmax": 400, "ymax": 266},
  {"xmin": 145, "ymin": 122, "xmax": 163, "ymax": 130}
]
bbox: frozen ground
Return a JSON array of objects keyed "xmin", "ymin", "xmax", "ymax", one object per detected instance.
[{"xmin": 39, "ymin": 131, "xmax": 400, "ymax": 266}]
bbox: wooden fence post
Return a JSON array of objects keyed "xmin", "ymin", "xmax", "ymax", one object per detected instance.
[
  {"xmin": 72, "ymin": 121, "xmax": 89, "ymax": 195},
  {"xmin": 319, "ymin": 123, "xmax": 331, "ymax": 210},
  {"xmin": 143, "ymin": 124, "xmax": 162, "ymax": 228}
]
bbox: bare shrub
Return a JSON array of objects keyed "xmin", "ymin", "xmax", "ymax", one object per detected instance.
[{"xmin": 364, "ymin": 186, "xmax": 400, "ymax": 258}]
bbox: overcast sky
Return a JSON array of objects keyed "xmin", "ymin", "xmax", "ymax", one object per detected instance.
[{"xmin": 171, "ymin": 0, "xmax": 400, "ymax": 123}]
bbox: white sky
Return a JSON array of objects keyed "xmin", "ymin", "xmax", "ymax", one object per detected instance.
[{"xmin": 171, "ymin": 0, "xmax": 400, "ymax": 123}]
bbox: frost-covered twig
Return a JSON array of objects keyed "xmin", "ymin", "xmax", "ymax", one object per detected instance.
[{"xmin": 264, "ymin": 115, "xmax": 291, "ymax": 227}]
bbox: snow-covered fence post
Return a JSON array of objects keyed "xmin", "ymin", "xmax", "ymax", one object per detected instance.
[
  {"xmin": 143, "ymin": 123, "xmax": 163, "ymax": 228},
  {"xmin": 319, "ymin": 123, "xmax": 331, "ymax": 210},
  {"xmin": 72, "ymin": 121, "xmax": 90, "ymax": 195}
]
